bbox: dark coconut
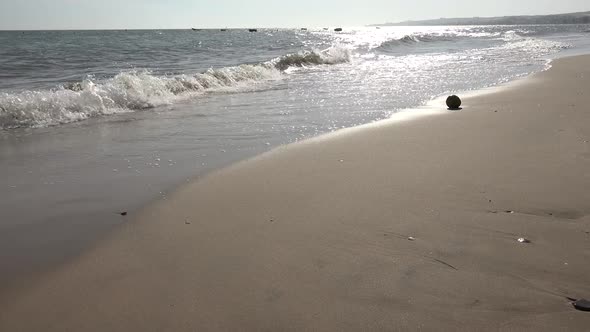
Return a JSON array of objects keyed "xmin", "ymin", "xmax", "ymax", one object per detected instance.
[{"xmin": 446, "ymin": 95, "xmax": 462, "ymax": 109}]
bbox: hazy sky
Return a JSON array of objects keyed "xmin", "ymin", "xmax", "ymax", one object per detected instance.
[{"xmin": 0, "ymin": 0, "xmax": 588, "ymax": 30}]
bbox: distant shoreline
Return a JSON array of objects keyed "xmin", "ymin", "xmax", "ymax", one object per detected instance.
[{"xmin": 372, "ymin": 10, "xmax": 590, "ymax": 26}]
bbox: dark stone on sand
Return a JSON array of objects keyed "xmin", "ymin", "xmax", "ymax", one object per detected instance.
[
  {"xmin": 573, "ymin": 299, "xmax": 590, "ymax": 312},
  {"xmin": 446, "ymin": 95, "xmax": 462, "ymax": 110},
  {"xmin": 120, "ymin": 212, "xmax": 128, "ymax": 216}
]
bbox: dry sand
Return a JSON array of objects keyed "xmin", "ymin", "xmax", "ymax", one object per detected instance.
[{"xmin": 1, "ymin": 55, "xmax": 590, "ymax": 331}]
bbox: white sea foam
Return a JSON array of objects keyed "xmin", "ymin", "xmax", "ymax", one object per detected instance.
[{"xmin": 0, "ymin": 67, "xmax": 280, "ymax": 129}]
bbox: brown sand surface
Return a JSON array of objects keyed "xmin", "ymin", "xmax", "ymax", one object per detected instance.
[{"xmin": 1, "ymin": 55, "xmax": 589, "ymax": 331}]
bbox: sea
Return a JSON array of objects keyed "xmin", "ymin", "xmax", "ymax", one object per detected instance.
[{"xmin": 1, "ymin": 25, "xmax": 589, "ymax": 286}]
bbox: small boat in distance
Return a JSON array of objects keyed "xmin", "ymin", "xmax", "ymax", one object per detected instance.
[
  {"xmin": 334, "ymin": 28, "xmax": 343, "ymax": 32},
  {"xmin": 249, "ymin": 29, "xmax": 258, "ymax": 32},
  {"xmin": 323, "ymin": 27, "xmax": 329, "ymax": 30},
  {"xmin": 191, "ymin": 28, "xmax": 201, "ymax": 31},
  {"xmin": 221, "ymin": 28, "xmax": 227, "ymax": 31},
  {"xmin": 301, "ymin": 28, "xmax": 307, "ymax": 31}
]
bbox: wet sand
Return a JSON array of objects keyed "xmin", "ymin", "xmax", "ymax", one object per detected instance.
[
  {"xmin": 0, "ymin": 93, "xmax": 286, "ymax": 292},
  {"xmin": 1, "ymin": 55, "xmax": 590, "ymax": 331}
]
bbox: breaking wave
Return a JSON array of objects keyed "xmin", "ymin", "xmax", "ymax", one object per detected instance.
[
  {"xmin": 374, "ymin": 34, "xmax": 457, "ymax": 53},
  {"xmin": 0, "ymin": 47, "xmax": 350, "ymax": 129},
  {"xmin": 498, "ymin": 31, "xmax": 571, "ymax": 52},
  {"xmin": 374, "ymin": 31, "xmax": 570, "ymax": 57},
  {"xmin": 271, "ymin": 46, "xmax": 350, "ymax": 71}
]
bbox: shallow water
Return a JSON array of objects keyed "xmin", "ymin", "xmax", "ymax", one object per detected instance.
[
  {"xmin": 2, "ymin": 26, "xmax": 587, "ymax": 129},
  {"xmin": 0, "ymin": 25, "xmax": 589, "ymax": 288}
]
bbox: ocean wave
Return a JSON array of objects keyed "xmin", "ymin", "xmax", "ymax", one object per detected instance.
[
  {"xmin": 498, "ymin": 32, "xmax": 571, "ymax": 52},
  {"xmin": 0, "ymin": 67, "xmax": 280, "ymax": 129},
  {"xmin": 501, "ymin": 30, "xmax": 526, "ymax": 41},
  {"xmin": 0, "ymin": 47, "xmax": 350, "ymax": 129},
  {"xmin": 271, "ymin": 46, "xmax": 351, "ymax": 71},
  {"xmin": 374, "ymin": 34, "xmax": 456, "ymax": 53}
]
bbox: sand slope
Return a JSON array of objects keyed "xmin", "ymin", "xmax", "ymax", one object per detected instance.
[{"xmin": 1, "ymin": 56, "xmax": 590, "ymax": 331}]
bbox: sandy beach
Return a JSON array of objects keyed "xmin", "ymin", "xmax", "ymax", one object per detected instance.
[{"xmin": 1, "ymin": 54, "xmax": 590, "ymax": 331}]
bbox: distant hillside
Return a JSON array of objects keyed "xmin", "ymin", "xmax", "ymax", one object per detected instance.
[{"xmin": 374, "ymin": 11, "xmax": 590, "ymax": 26}]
